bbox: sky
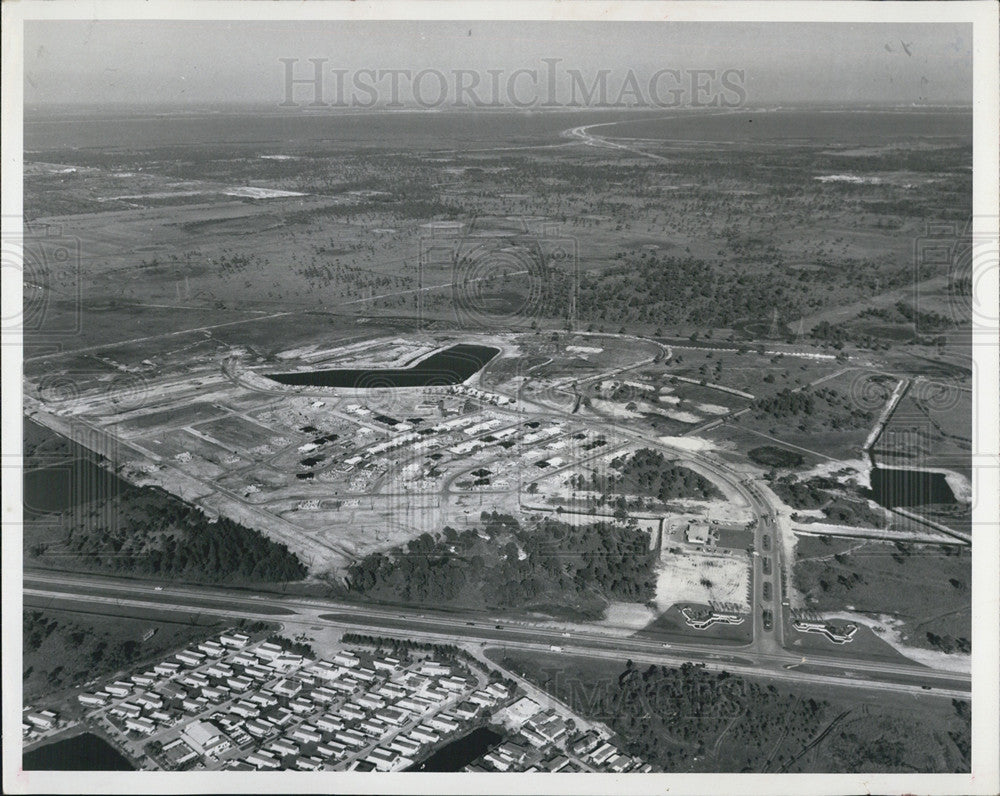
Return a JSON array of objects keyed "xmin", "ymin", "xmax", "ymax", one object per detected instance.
[{"xmin": 23, "ymin": 21, "xmax": 973, "ymax": 108}]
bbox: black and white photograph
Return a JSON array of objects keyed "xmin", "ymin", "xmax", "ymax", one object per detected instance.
[{"xmin": 2, "ymin": 2, "xmax": 998, "ymax": 794}]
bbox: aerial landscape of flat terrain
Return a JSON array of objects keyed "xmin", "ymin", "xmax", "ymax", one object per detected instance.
[{"xmin": 13, "ymin": 16, "xmax": 988, "ymax": 786}]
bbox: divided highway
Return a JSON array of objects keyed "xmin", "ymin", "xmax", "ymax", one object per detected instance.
[{"xmin": 23, "ymin": 571, "xmax": 970, "ymax": 700}]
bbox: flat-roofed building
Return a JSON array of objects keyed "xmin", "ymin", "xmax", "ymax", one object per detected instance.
[
  {"xmin": 468, "ymin": 690, "xmax": 495, "ymax": 707},
  {"xmin": 266, "ymin": 707, "xmax": 294, "ymax": 727},
  {"xmin": 289, "ymin": 697, "xmax": 314, "ymax": 715},
  {"xmin": 427, "ymin": 714, "xmax": 460, "ymax": 734},
  {"xmin": 318, "ymin": 740, "xmax": 347, "ymax": 758},
  {"xmin": 410, "ymin": 724, "xmax": 440, "ymax": 744},
  {"xmin": 255, "ymin": 642, "xmax": 284, "ymax": 660},
  {"xmin": 182, "ymin": 720, "xmax": 229, "ymax": 756},
  {"xmin": 355, "ymin": 693, "xmax": 385, "ymax": 710},
  {"xmin": 328, "ymin": 678, "xmax": 358, "ymax": 694},
  {"xmin": 486, "ymin": 683, "xmax": 509, "ymax": 699},
  {"xmin": 589, "ymin": 742, "xmax": 617, "ymax": 765},
  {"xmin": 686, "ymin": 521, "xmax": 710, "ymax": 545},
  {"xmin": 292, "ymin": 726, "xmax": 322, "ymax": 745},
  {"xmin": 274, "ymin": 653, "xmax": 304, "ymax": 670},
  {"xmin": 375, "ymin": 706, "xmax": 409, "ymax": 726},
  {"xmin": 332, "ymin": 651, "xmax": 360, "ymax": 668},
  {"xmin": 315, "ymin": 714, "xmax": 344, "ymax": 733},
  {"xmin": 175, "ymin": 650, "xmax": 205, "ymax": 666},
  {"xmin": 388, "ymin": 737, "xmax": 421, "ymax": 757},
  {"xmin": 198, "ymin": 640, "xmax": 225, "ymax": 657},
  {"xmin": 111, "ymin": 702, "xmax": 142, "ymax": 719},
  {"xmin": 310, "ymin": 687, "xmax": 337, "ymax": 704},
  {"xmin": 417, "ymin": 661, "xmax": 450, "ymax": 677},
  {"xmin": 246, "ymin": 750, "xmax": 279, "ymax": 769},
  {"xmin": 377, "ymin": 683, "xmax": 408, "ymax": 700},
  {"xmin": 269, "ymin": 738, "xmax": 300, "ymax": 757},
  {"xmin": 162, "ymin": 738, "xmax": 198, "ymax": 766},
  {"xmin": 206, "ymin": 663, "xmax": 234, "ymax": 679},
  {"xmin": 230, "ymin": 700, "xmax": 259, "ymax": 719},
  {"xmin": 338, "ymin": 703, "xmax": 366, "ymax": 721},
  {"xmin": 227, "ymin": 676, "xmax": 253, "ymax": 692},
  {"xmin": 335, "ymin": 729, "xmax": 367, "ymax": 748},
  {"xmin": 358, "ymin": 719, "xmax": 387, "ymax": 738},
  {"xmin": 245, "ymin": 719, "xmax": 274, "ymax": 738},
  {"xmin": 249, "ymin": 692, "xmax": 278, "ymax": 708},
  {"xmin": 136, "ymin": 693, "xmax": 164, "ymax": 711},
  {"xmin": 125, "ymin": 716, "xmax": 156, "ymax": 734},
  {"xmin": 439, "ymin": 676, "xmax": 470, "ymax": 693},
  {"xmin": 181, "ymin": 673, "xmax": 209, "ymax": 689}
]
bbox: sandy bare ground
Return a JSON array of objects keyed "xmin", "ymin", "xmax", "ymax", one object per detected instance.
[
  {"xmin": 817, "ymin": 611, "xmax": 971, "ymax": 674},
  {"xmin": 595, "ymin": 602, "xmax": 659, "ymax": 630},
  {"xmin": 653, "ymin": 550, "xmax": 751, "ymax": 612}
]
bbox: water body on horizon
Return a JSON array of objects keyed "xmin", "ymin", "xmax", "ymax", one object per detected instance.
[
  {"xmin": 599, "ymin": 109, "xmax": 972, "ymax": 144},
  {"xmin": 266, "ymin": 343, "xmax": 500, "ymax": 389}
]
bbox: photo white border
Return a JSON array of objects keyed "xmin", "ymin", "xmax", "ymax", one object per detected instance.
[{"xmin": 2, "ymin": 2, "xmax": 997, "ymax": 794}]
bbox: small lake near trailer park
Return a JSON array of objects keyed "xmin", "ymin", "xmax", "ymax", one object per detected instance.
[{"xmin": 266, "ymin": 343, "xmax": 500, "ymax": 389}]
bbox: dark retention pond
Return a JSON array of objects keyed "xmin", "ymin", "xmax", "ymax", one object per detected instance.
[
  {"xmin": 266, "ymin": 344, "xmax": 500, "ymax": 389},
  {"xmin": 23, "ymin": 421, "xmax": 128, "ymax": 517},
  {"xmin": 869, "ymin": 467, "xmax": 956, "ymax": 508},
  {"xmin": 23, "ymin": 733, "xmax": 135, "ymax": 771},
  {"xmin": 406, "ymin": 726, "xmax": 504, "ymax": 772}
]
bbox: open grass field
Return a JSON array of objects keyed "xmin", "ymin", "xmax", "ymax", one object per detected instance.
[
  {"xmin": 22, "ymin": 605, "xmax": 226, "ymax": 707},
  {"xmin": 793, "ymin": 538, "xmax": 971, "ymax": 655}
]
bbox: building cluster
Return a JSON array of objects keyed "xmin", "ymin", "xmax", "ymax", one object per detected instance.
[
  {"xmin": 471, "ymin": 696, "xmax": 654, "ymax": 774},
  {"xmin": 76, "ymin": 632, "xmax": 522, "ymax": 772},
  {"xmin": 22, "ymin": 708, "xmax": 61, "ymax": 740}
]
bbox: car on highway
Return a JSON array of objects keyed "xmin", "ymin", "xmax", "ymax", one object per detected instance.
[{"xmin": 153, "ymin": 586, "xmax": 163, "ymax": 591}]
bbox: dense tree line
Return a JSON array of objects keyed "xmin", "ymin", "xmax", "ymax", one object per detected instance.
[
  {"xmin": 30, "ymin": 484, "xmax": 307, "ymax": 584},
  {"xmin": 818, "ymin": 497, "xmax": 886, "ymax": 527},
  {"xmin": 769, "ymin": 475, "xmax": 839, "ymax": 510},
  {"xmin": 266, "ymin": 635, "xmax": 316, "ymax": 658},
  {"xmin": 748, "ymin": 446, "xmax": 803, "ymax": 468},
  {"xmin": 571, "ymin": 449, "xmax": 721, "ymax": 502},
  {"xmin": 753, "ymin": 388, "xmax": 815, "ymax": 418},
  {"xmin": 753, "ymin": 387, "xmax": 874, "ymax": 430},
  {"xmin": 511, "ymin": 657, "xmax": 832, "ymax": 772},
  {"xmin": 345, "ymin": 513, "xmax": 656, "ymax": 619}
]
